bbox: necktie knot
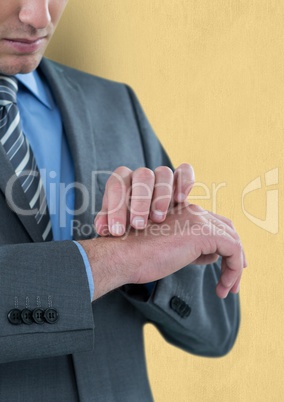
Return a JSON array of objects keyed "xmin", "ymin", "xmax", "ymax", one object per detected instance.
[{"xmin": 0, "ymin": 76, "xmax": 18, "ymax": 105}]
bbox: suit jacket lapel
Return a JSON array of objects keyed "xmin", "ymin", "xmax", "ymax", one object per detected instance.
[{"xmin": 39, "ymin": 58, "xmax": 98, "ymax": 240}]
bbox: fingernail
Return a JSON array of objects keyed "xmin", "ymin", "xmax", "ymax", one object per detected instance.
[
  {"xmin": 111, "ymin": 222, "xmax": 125, "ymax": 236},
  {"xmin": 176, "ymin": 193, "xmax": 186, "ymax": 202},
  {"xmin": 151, "ymin": 210, "xmax": 164, "ymax": 221},
  {"xmin": 236, "ymin": 284, "xmax": 240, "ymax": 293},
  {"xmin": 132, "ymin": 216, "xmax": 146, "ymax": 229}
]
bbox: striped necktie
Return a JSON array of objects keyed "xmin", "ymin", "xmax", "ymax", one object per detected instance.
[{"xmin": 0, "ymin": 76, "xmax": 52, "ymax": 241}]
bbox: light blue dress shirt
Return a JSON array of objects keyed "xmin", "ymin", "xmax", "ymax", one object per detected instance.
[{"xmin": 16, "ymin": 71, "xmax": 94, "ymax": 300}]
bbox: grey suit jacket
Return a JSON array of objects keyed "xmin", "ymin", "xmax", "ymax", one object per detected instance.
[{"xmin": 0, "ymin": 58, "xmax": 240, "ymax": 402}]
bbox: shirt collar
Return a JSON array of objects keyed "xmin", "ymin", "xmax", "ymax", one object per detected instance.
[{"xmin": 16, "ymin": 70, "xmax": 54, "ymax": 110}]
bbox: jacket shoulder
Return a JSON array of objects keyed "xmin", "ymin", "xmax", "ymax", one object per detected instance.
[{"xmin": 41, "ymin": 58, "xmax": 127, "ymax": 95}]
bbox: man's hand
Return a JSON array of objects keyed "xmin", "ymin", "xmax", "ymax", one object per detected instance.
[
  {"xmin": 80, "ymin": 164, "xmax": 246, "ymax": 301},
  {"xmin": 94, "ymin": 163, "xmax": 195, "ymax": 236}
]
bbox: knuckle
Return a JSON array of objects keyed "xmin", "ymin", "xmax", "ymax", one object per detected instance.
[
  {"xmin": 177, "ymin": 163, "xmax": 193, "ymax": 172},
  {"xmin": 154, "ymin": 166, "xmax": 173, "ymax": 179},
  {"xmin": 107, "ymin": 168, "xmax": 131, "ymax": 190},
  {"xmin": 175, "ymin": 163, "xmax": 194, "ymax": 176},
  {"xmin": 113, "ymin": 166, "xmax": 132, "ymax": 177},
  {"xmin": 175, "ymin": 164, "xmax": 195, "ymax": 185},
  {"xmin": 134, "ymin": 167, "xmax": 155, "ymax": 181}
]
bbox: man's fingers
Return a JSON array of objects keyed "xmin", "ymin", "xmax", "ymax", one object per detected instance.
[
  {"xmin": 187, "ymin": 206, "xmax": 243, "ymax": 299},
  {"xmin": 94, "ymin": 186, "xmax": 110, "ymax": 236},
  {"xmin": 189, "ymin": 205, "xmax": 237, "ymax": 242},
  {"xmin": 106, "ymin": 167, "xmax": 132, "ymax": 236},
  {"xmin": 173, "ymin": 163, "xmax": 195, "ymax": 203},
  {"xmin": 211, "ymin": 211, "xmax": 247, "ymax": 269},
  {"xmin": 187, "ymin": 207, "xmax": 244, "ymax": 299},
  {"xmin": 209, "ymin": 214, "xmax": 247, "ymax": 272},
  {"xmin": 215, "ymin": 245, "xmax": 244, "ymax": 299},
  {"xmin": 95, "ymin": 164, "xmax": 196, "ymax": 235},
  {"xmin": 95, "ymin": 165, "xmax": 175, "ymax": 234},
  {"xmin": 130, "ymin": 168, "xmax": 155, "ymax": 229},
  {"xmin": 216, "ymin": 273, "xmax": 241, "ymax": 299},
  {"xmin": 150, "ymin": 166, "xmax": 173, "ymax": 223},
  {"xmin": 193, "ymin": 253, "xmax": 219, "ymax": 265},
  {"xmin": 230, "ymin": 274, "xmax": 242, "ymax": 294},
  {"xmin": 95, "ymin": 211, "xmax": 109, "ymax": 236}
]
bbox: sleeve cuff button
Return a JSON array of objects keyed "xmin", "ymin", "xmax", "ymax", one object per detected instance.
[{"xmin": 44, "ymin": 308, "xmax": 59, "ymax": 324}]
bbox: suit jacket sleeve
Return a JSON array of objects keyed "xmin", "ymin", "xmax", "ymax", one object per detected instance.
[
  {"xmin": 0, "ymin": 240, "xmax": 94, "ymax": 364},
  {"xmin": 121, "ymin": 86, "xmax": 240, "ymax": 357}
]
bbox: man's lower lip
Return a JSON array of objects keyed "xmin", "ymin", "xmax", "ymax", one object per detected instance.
[{"xmin": 3, "ymin": 38, "xmax": 45, "ymax": 53}]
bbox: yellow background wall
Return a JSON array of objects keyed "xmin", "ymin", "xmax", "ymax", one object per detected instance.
[{"xmin": 46, "ymin": 1, "xmax": 283, "ymax": 401}]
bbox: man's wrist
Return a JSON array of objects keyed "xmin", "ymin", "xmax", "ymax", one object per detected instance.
[
  {"xmin": 73, "ymin": 241, "xmax": 95, "ymax": 301},
  {"xmin": 77, "ymin": 237, "xmax": 131, "ymax": 301}
]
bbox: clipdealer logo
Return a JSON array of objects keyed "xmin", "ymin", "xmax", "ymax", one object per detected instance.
[
  {"xmin": 4, "ymin": 168, "xmax": 280, "ymax": 235},
  {"xmin": 242, "ymin": 168, "xmax": 279, "ymax": 234}
]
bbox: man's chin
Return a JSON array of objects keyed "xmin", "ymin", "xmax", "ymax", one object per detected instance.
[{"xmin": 0, "ymin": 54, "xmax": 44, "ymax": 76}]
